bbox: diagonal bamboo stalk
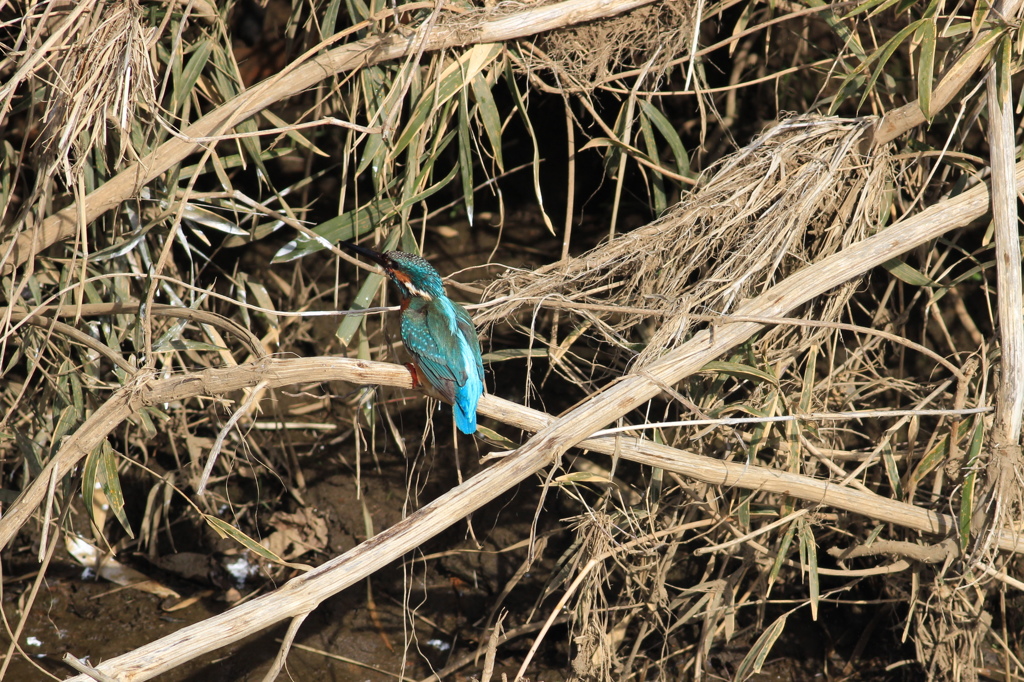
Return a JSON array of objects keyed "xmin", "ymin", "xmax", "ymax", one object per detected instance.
[
  {"xmin": 51, "ymin": 159, "xmax": 1024, "ymax": 680},
  {"xmin": 872, "ymin": 0, "xmax": 1024, "ymax": 146}
]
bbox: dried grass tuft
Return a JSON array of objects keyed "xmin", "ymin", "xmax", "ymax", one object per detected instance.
[
  {"xmin": 915, "ymin": 582, "xmax": 992, "ymax": 682},
  {"xmin": 519, "ymin": 0, "xmax": 692, "ymax": 90},
  {"xmin": 38, "ymin": 0, "xmax": 155, "ymax": 186},
  {"xmin": 480, "ymin": 115, "xmax": 893, "ymax": 371}
]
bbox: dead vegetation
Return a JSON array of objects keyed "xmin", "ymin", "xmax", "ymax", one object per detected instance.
[{"xmin": 0, "ymin": 0, "xmax": 1022, "ymax": 680}]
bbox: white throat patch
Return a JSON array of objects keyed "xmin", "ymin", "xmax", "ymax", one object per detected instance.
[{"xmin": 405, "ymin": 282, "xmax": 433, "ymax": 300}]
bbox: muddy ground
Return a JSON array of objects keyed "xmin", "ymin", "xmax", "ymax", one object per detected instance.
[{"xmin": 2, "ymin": 430, "xmax": 920, "ymax": 681}]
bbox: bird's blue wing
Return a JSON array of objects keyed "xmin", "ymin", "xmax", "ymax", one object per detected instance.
[
  {"xmin": 451, "ymin": 303, "xmax": 484, "ymax": 434},
  {"xmin": 401, "ymin": 299, "xmax": 484, "ymax": 434}
]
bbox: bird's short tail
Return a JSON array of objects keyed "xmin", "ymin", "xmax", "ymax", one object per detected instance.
[
  {"xmin": 453, "ymin": 376, "xmax": 482, "ymax": 435},
  {"xmin": 455, "ymin": 403, "xmax": 477, "ymax": 435}
]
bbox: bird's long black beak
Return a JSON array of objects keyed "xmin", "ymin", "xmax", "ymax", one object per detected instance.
[{"xmin": 340, "ymin": 240, "xmax": 388, "ymax": 268}]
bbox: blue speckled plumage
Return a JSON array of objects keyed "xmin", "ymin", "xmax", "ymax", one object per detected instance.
[{"xmin": 341, "ymin": 243, "xmax": 484, "ymax": 434}]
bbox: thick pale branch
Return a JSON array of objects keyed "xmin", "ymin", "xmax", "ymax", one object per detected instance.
[
  {"xmin": 0, "ymin": 357, "xmax": 412, "ymax": 551},
  {"xmin": 0, "ymin": 0, "xmax": 657, "ymax": 273}
]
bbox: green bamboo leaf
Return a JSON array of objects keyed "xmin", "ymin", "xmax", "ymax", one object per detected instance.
[
  {"xmin": 804, "ymin": 0, "xmax": 865, "ymax": 58},
  {"xmin": 2, "ymin": 343, "xmax": 23, "ymax": 376},
  {"xmin": 733, "ymin": 613, "xmax": 788, "ymax": 681},
  {"xmin": 857, "ymin": 20, "xmax": 926, "ymax": 112},
  {"xmin": 400, "ymin": 131, "xmax": 460, "ymax": 207},
  {"xmin": 458, "ymin": 87, "xmax": 475, "ymax": 225},
  {"xmin": 843, "ymin": 0, "xmax": 900, "ymax": 19},
  {"xmin": 957, "ymin": 416, "xmax": 985, "ymax": 551},
  {"xmin": 797, "ymin": 520, "xmax": 819, "ymax": 620},
  {"xmin": 336, "ymin": 231, "xmax": 401, "ymax": 345},
  {"xmin": 272, "ymin": 199, "xmax": 397, "ymax": 262},
  {"xmin": 153, "ymin": 338, "xmax": 228, "ymax": 352},
  {"xmin": 16, "ymin": 431, "xmax": 44, "ymax": 477},
  {"xmin": 135, "ymin": 407, "xmax": 158, "ymax": 438},
  {"xmin": 737, "ymin": 494, "xmax": 751, "ymax": 530},
  {"xmin": 470, "ymin": 72, "xmax": 504, "ymax": 170},
  {"xmin": 996, "ymin": 33, "xmax": 1012, "ymax": 103},
  {"xmin": 152, "ymin": 294, "xmax": 208, "ymax": 351},
  {"xmin": 638, "ymin": 107, "xmax": 666, "ymax": 215},
  {"xmin": 971, "ymin": 0, "xmax": 990, "ymax": 34},
  {"xmin": 730, "ymin": 0, "xmax": 757, "ymax": 55},
  {"xmin": 345, "ymin": 0, "xmax": 371, "ymax": 23},
  {"xmin": 904, "ymin": 422, "xmax": 965, "ymax": 491},
  {"xmin": 171, "ymin": 39, "xmax": 213, "ymax": 112},
  {"xmin": 69, "ymin": 364, "xmax": 84, "ymax": 417},
  {"xmin": 181, "ymin": 203, "xmax": 249, "ymax": 236},
  {"xmin": 747, "ymin": 404, "xmax": 773, "ymax": 463},
  {"xmin": 830, "ymin": 16, "xmax": 918, "ymax": 114},
  {"xmin": 940, "ymin": 20, "xmax": 975, "ymax": 38},
  {"xmin": 481, "ymin": 348, "xmax": 549, "ymax": 362},
  {"xmin": 475, "ymin": 424, "xmax": 518, "ymax": 448},
  {"xmin": 207, "ymin": 149, "xmax": 234, "ymax": 206},
  {"xmin": 637, "ymin": 100, "xmax": 692, "ymax": 180},
  {"xmin": 882, "ymin": 258, "xmax": 940, "ymax": 286},
  {"xmin": 865, "ymin": 524, "xmax": 885, "ymax": 545},
  {"xmin": 323, "ymin": 0, "xmax": 344, "ymax": 35},
  {"xmin": 394, "ymin": 91, "xmax": 457, "ymax": 241},
  {"xmin": 337, "ymin": 273, "xmax": 385, "ymax": 347},
  {"xmin": 800, "ymin": 346, "xmax": 816, "ymax": 413},
  {"xmin": 203, "ymin": 515, "xmax": 287, "ymax": 565},
  {"xmin": 245, "ymin": 278, "xmax": 279, "ymax": 328},
  {"xmin": 580, "ymin": 137, "xmax": 665, "ymax": 169},
  {"xmin": 178, "ymin": 147, "xmax": 295, "ymax": 179},
  {"xmin": 556, "ymin": 471, "xmax": 613, "ymax": 485},
  {"xmin": 100, "ymin": 441, "xmax": 134, "ymax": 538},
  {"xmin": 917, "ymin": 20, "xmax": 936, "ymax": 119},
  {"xmin": 392, "ymin": 43, "xmax": 502, "ymax": 159},
  {"xmin": 504, "ymin": 59, "xmax": 554, "ymax": 234},
  {"xmin": 56, "ymin": 359, "xmax": 73, "ymax": 408},
  {"xmin": 700, "ymin": 361, "xmax": 780, "ymax": 386},
  {"xmin": 50, "ymin": 405, "xmax": 78, "ymax": 457},
  {"xmin": 357, "ymin": 66, "xmax": 397, "ymax": 177},
  {"xmin": 881, "ymin": 441, "xmax": 903, "ymax": 499},
  {"xmin": 262, "ymin": 109, "xmax": 329, "ymax": 157},
  {"xmin": 768, "ymin": 523, "xmax": 796, "ymax": 591},
  {"xmin": 210, "ymin": 61, "xmax": 269, "ymax": 180},
  {"xmin": 82, "ymin": 444, "xmax": 102, "ymax": 530}
]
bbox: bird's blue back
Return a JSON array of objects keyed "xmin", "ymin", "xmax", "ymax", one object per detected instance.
[
  {"xmin": 400, "ymin": 296, "xmax": 483, "ymax": 434},
  {"xmin": 384, "ymin": 252, "xmax": 484, "ymax": 434}
]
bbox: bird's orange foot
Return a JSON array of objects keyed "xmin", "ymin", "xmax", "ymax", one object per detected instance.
[{"xmin": 405, "ymin": 362, "xmax": 423, "ymax": 389}]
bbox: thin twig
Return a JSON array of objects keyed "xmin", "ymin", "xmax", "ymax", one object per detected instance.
[{"xmin": 591, "ymin": 406, "xmax": 992, "ymax": 437}]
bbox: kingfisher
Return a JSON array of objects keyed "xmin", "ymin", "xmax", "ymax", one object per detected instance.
[{"xmin": 341, "ymin": 241, "xmax": 485, "ymax": 435}]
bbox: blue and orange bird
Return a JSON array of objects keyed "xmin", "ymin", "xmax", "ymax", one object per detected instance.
[{"xmin": 341, "ymin": 241, "xmax": 485, "ymax": 434}]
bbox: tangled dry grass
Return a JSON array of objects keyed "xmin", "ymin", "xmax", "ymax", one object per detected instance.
[
  {"xmin": 36, "ymin": 0, "xmax": 155, "ymax": 187},
  {"xmin": 519, "ymin": 0, "xmax": 693, "ymax": 90},
  {"xmin": 479, "ymin": 115, "xmax": 891, "ymax": 371}
]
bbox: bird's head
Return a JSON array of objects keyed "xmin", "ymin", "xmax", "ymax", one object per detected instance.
[{"xmin": 341, "ymin": 242, "xmax": 446, "ymax": 300}]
